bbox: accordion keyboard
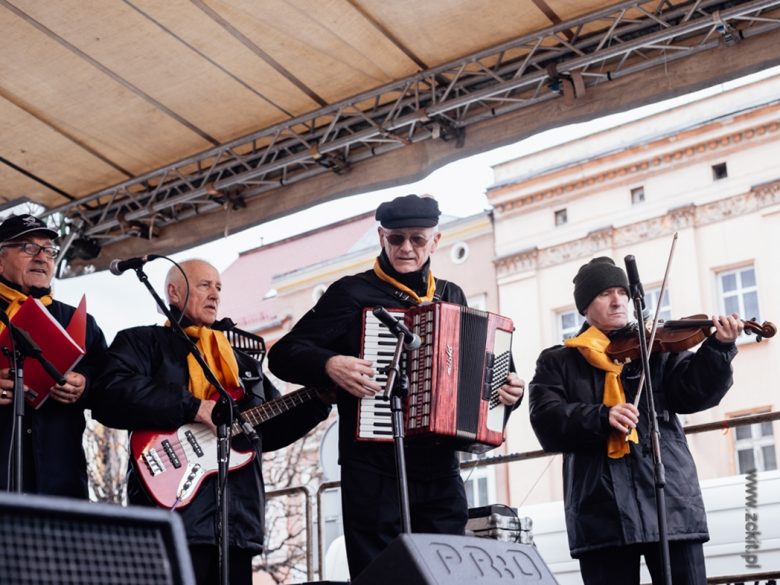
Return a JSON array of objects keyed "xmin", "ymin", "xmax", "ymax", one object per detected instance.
[{"xmin": 357, "ymin": 309, "xmax": 405, "ymax": 439}]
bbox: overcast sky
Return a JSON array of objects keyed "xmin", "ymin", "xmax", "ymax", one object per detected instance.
[{"xmin": 51, "ymin": 66, "xmax": 780, "ymax": 343}]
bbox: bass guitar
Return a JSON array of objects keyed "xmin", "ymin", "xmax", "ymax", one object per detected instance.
[{"xmin": 130, "ymin": 385, "xmax": 329, "ymax": 509}]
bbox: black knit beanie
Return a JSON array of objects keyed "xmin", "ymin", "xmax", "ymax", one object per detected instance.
[{"xmin": 573, "ymin": 257, "xmax": 629, "ymax": 315}]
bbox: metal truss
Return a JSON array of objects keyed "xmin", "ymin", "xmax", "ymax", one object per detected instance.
[{"xmin": 43, "ymin": 0, "xmax": 780, "ymax": 254}]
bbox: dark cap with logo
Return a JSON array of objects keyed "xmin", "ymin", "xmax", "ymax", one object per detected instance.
[
  {"xmin": 375, "ymin": 195, "xmax": 441, "ymax": 229},
  {"xmin": 0, "ymin": 215, "xmax": 59, "ymax": 243}
]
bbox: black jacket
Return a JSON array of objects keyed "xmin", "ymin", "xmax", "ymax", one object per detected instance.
[
  {"xmin": 269, "ymin": 265, "xmax": 496, "ymax": 479},
  {"xmin": 0, "ymin": 299, "xmax": 107, "ymax": 498},
  {"xmin": 91, "ymin": 323, "xmax": 331, "ymax": 552},
  {"xmin": 529, "ymin": 330, "xmax": 737, "ymax": 557}
]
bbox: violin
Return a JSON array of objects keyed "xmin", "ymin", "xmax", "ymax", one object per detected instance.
[{"xmin": 607, "ymin": 315, "xmax": 777, "ymax": 365}]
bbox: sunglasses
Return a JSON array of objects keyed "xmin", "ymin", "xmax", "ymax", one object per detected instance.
[{"xmin": 384, "ymin": 233, "xmax": 430, "ymax": 248}]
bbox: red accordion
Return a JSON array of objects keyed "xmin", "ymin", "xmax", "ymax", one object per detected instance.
[{"xmin": 357, "ymin": 302, "xmax": 513, "ymax": 454}]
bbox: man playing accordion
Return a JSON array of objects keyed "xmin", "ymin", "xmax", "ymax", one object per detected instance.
[{"xmin": 269, "ymin": 194, "xmax": 525, "ymax": 578}]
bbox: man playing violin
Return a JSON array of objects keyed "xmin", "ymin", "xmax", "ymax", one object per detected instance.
[{"xmin": 529, "ymin": 256, "xmax": 743, "ymax": 585}]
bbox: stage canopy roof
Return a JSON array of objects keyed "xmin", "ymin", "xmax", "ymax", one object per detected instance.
[{"xmin": 2, "ymin": 0, "xmax": 779, "ymax": 275}]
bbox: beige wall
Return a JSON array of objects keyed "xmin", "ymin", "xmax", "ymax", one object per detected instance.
[{"xmin": 490, "ymin": 79, "xmax": 780, "ymax": 507}]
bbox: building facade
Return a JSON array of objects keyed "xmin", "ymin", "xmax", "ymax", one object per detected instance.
[{"xmin": 488, "ymin": 74, "xmax": 780, "ymax": 581}]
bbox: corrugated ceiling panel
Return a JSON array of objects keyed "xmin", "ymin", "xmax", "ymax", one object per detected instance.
[
  {"xmin": 12, "ymin": 0, "xmax": 290, "ymax": 144},
  {"xmin": 198, "ymin": 0, "xmax": 420, "ymax": 102},
  {"xmin": 351, "ymin": 0, "xmax": 552, "ymax": 65},
  {"xmin": 0, "ymin": 6, "xmax": 213, "ymax": 178},
  {"xmin": 0, "ymin": 97, "xmax": 126, "ymax": 204}
]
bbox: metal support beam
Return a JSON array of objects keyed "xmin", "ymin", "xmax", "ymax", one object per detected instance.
[{"xmin": 43, "ymin": 0, "xmax": 780, "ymax": 274}]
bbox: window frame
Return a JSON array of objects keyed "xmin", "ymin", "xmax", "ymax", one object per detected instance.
[
  {"xmin": 730, "ymin": 411, "xmax": 777, "ymax": 474},
  {"xmin": 716, "ymin": 265, "xmax": 759, "ymax": 345},
  {"xmin": 712, "ymin": 162, "xmax": 728, "ymax": 181},
  {"xmin": 558, "ymin": 308, "xmax": 586, "ymax": 341},
  {"xmin": 459, "ymin": 452, "xmax": 497, "ymax": 509},
  {"xmin": 644, "ymin": 286, "xmax": 672, "ymax": 322}
]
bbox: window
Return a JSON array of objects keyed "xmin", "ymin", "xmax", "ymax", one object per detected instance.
[
  {"xmin": 718, "ymin": 266, "xmax": 759, "ymax": 343},
  {"xmin": 559, "ymin": 309, "xmax": 586, "ymax": 340},
  {"xmin": 712, "ymin": 162, "xmax": 728, "ymax": 180},
  {"xmin": 467, "ymin": 293, "xmax": 487, "ymax": 311},
  {"xmin": 631, "ymin": 186, "xmax": 645, "ymax": 204},
  {"xmin": 459, "ymin": 453, "xmax": 495, "ymax": 508},
  {"xmin": 312, "ymin": 283, "xmax": 328, "ymax": 302},
  {"xmin": 733, "ymin": 414, "xmax": 777, "ymax": 473},
  {"xmin": 554, "ymin": 209, "xmax": 568, "ymax": 226},
  {"xmin": 645, "ymin": 287, "xmax": 672, "ymax": 322},
  {"xmin": 450, "ymin": 241, "xmax": 470, "ymax": 264}
]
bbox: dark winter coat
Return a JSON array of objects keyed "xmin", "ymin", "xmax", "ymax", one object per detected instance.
[
  {"xmin": 268, "ymin": 263, "xmax": 514, "ymax": 480},
  {"xmin": 0, "ymin": 299, "xmax": 108, "ymax": 498},
  {"xmin": 91, "ymin": 323, "xmax": 331, "ymax": 552},
  {"xmin": 529, "ymin": 330, "xmax": 737, "ymax": 557}
]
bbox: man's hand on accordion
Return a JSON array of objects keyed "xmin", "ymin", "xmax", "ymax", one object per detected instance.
[
  {"xmin": 325, "ymin": 355, "xmax": 383, "ymax": 398},
  {"xmin": 498, "ymin": 372, "xmax": 525, "ymax": 406}
]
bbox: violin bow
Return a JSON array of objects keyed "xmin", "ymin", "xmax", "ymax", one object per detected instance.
[{"xmin": 627, "ymin": 232, "xmax": 678, "ymax": 440}]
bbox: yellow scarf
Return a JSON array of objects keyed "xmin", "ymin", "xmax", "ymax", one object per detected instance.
[
  {"xmin": 166, "ymin": 322, "xmax": 241, "ymax": 400},
  {"xmin": 373, "ymin": 258, "xmax": 436, "ymax": 305},
  {"xmin": 0, "ymin": 280, "xmax": 53, "ymax": 335},
  {"xmin": 564, "ymin": 325, "xmax": 638, "ymax": 458}
]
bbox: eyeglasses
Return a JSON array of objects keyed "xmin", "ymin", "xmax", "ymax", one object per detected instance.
[
  {"xmin": 383, "ymin": 233, "xmax": 430, "ymax": 248},
  {"xmin": 1, "ymin": 243, "xmax": 60, "ymax": 259}
]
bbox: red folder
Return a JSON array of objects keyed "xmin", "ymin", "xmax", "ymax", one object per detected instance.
[{"xmin": 0, "ymin": 296, "xmax": 87, "ymax": 409}]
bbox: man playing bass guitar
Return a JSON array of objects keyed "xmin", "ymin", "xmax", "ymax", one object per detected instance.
[{"xmin": 92, "ymin": 259, "xmax": 331, "ymax": 585}]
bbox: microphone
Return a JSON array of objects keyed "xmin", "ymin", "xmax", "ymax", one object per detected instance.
[
  {"xmin": 625, "ymin": 254, "xmax": 645, "ymax": 302},
  {"xmin": 372, "ymin": 306, "xmax": 421, "ymax": 351},
  {"xmin": 635, "ymin": 304, "xmax": 651, "ymax": 322},
  {"xmin": 624, "ymin": 255, "xmax": 646, "ymax": 311},
  {"xmin": 109, "ymin": 255, "xmax": 161, "ymax": 275}
]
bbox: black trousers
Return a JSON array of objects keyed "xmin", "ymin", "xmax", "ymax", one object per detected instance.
[
  {"xmin": 578, "ymin": 541, "xmax": 707, "ymax": 585},
  {"xmin": 188, "ymin": 545, "xmax": 255, "ymax": 585},
  {"xmin": 340, "ymin": 466, "xmax": 468, "ymax": 579}
]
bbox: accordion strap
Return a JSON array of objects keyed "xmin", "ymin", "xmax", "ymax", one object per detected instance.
[
  {"xmin": 433, "ymin": 279, "xmax": 449, "ymax": 302},
  {"xmin": 357, "ymin": 272, "xmax": 450, "ymax": 307}
]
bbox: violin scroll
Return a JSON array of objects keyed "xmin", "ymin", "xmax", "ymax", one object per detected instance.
[{"xmin": 742, "ymin": 319, "xmax": 777, "ymax": 342}]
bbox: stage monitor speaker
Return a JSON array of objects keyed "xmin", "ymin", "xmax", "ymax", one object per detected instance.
[
  {"xmin": 0, "ymin": 491, "xmax": 194, "ymax": 585},
  {"xmin": 352, "ymin": 533, "xmax": 560, "ymax": 585}
]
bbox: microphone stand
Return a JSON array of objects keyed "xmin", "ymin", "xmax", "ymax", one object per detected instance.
[
  {"xmin": 0, "ymin": 310, "xmax": 66, "ymax": 493},
  {"xmin": 380, "ymin": 331, "xmax": 412, "ymax": 533},
  {"xmin": 624, "ymin": 255, "xmax": 672, "ymax": 585},
  {"xmin": 130, "ymin": 266, "xmax": 258, "ymax": 585}
]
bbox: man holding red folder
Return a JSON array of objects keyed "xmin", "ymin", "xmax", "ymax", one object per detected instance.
[{"xmin": 0, "ymin": 214, "xmax": 107, "ymax": 499}]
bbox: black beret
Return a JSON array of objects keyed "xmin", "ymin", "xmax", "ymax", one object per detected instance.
[
  {"xmin": 0, "ymin": 214, "xmax": 58, "ymax": 243},
  {"xmin": 573, "ymin": 257, "xmax": 629, "ymax": 315},
  {"xmin": 375, "ymin": 195, "xmax": 441, "ymax": 229}
]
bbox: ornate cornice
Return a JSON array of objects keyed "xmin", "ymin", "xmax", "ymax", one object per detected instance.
[
  {"xmin": 492, "ymin": 119, "xmax": 780, "ymax": 215},
  {"xmin": 495, "ymin": 181, "xmax": 780, "ymax": 277}
]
